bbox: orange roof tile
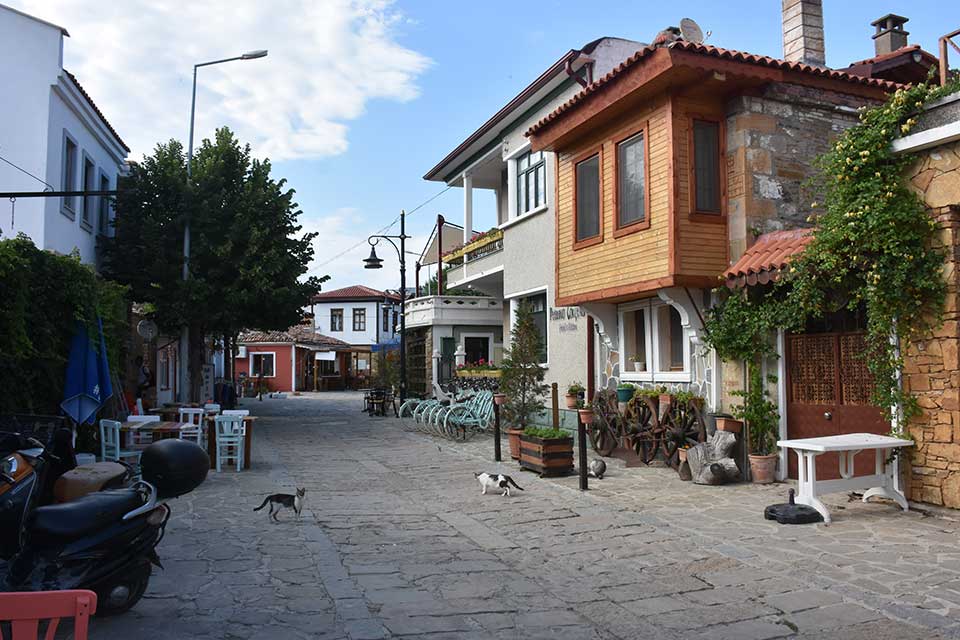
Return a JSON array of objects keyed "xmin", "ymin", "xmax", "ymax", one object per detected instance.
[{"xmin": 724, "ymin": 228, "xmax": 813, "ymax": 289}]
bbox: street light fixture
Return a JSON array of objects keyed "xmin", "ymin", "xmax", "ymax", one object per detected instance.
[
  {"xmin": 179, "ymin": 49, "xmax": 268, "ymax": 402},
  {"xmin": 363, "ymin": 210, "xmax": 409, "ymax": 402}
]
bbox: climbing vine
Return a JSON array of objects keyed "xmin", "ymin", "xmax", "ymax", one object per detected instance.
[{"xmin": 705, "ymin": 77, "xmax": 960, "ymax": 429}]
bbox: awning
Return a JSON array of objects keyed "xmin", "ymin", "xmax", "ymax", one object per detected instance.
[{"xmin": 724, "ymin": 229, "xmax": 813, "ymax": 289}]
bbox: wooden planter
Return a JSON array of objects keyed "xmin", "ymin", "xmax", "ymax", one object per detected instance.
[
  {"xmin": 716, "ymin": 417, "xmax": 743, "ymax": 434},
  {"xmin": 520, "ymin": 434, "xmax": 573, "ymax": 477},
  {"xmin": 456, "ymin": 370, "xmax": 501, "ymax": 379},
  {"xmin": 507, "ymin": 428, "xmax": 524, "ymax": 461}
]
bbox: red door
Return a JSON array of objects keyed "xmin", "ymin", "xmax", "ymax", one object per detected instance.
[{"xmin": 786, "ymin": 331, "xmax": 888, "ymax": 479}]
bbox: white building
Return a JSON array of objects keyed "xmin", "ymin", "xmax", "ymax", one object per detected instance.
[
  {"xmin": 0, "ymin": 4, "xmax": 128, "ymax": 266},
  {"xmin": 311, "ymin": 285, "xmax": 402, "ymax": 381},
  {"xmin": 420, "ymin": 37, "xmax": 644, "ymax": 392}
]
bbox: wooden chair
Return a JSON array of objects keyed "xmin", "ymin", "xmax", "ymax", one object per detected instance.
[
  {"xmin": 99, "ymin": 420, "xmax": 142, "ymax": 467},
  {"xmin": 0, "ymin": 590, "xmax": 97, "ymax": 640},
  {"xmin": 214, "ymin": 414, "xmax": 245, "ymax": 472},
  {"xmin": 178, "ymin": 408, "xmax": 205, "ymax": 449}
]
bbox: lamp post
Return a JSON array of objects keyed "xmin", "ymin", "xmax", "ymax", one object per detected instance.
[
  {"xmin": 179, "ymin": 49, "xmax": 267, "ymax": 402},
  {"xmin": 364, "ymin": 210, "xmax": 409, "ymax": 402}
]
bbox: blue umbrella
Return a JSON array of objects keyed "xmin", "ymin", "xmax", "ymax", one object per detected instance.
[{"xmin": 61, "ymin": 318, "xmax": 114, "ymax": 425}]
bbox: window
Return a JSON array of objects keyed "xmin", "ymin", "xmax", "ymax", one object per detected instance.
[
  {"xmin": 319, "ymin": 360, "xmax": 336, "ymax": 376},
  {"xmin": 692, "ymin": 119, "xmax": 721, "ymax": 214},
  {"xmin": 81, "ymin": 157, "xmax": 95, "ymax": 228},
  {"xmin": 516, "ymin": 292, "xmax": 548, "ymax": 364},
  {"xmin": 251, "ymin": 353, "xmax": 275, "ymax": 377},
  {"xmin": 383, "ymin": 306, "xmax": 391, "ymax": 333},
  {"xmin": 617, "ymin": 132, "xmax": 646, "ymax": 227},
  {"xmin": 330, "ymin": 309, "xmax": 343, "ymax": 332},
  {"xmin": 62, "ymin": 135, "xmax": 77, "ymax": 214},
  {"xmin": 657, "ymin": 305, "xmax": 685, "ymax": 371},
  {"xmin": 516, "ymin": 150, "xmax": 546, "ymax": 216},
  {"xmin": 575, "ymin": 154, "xmax": 600, "ymax": 242},
  {"xmin": 353, "ymin": 308, "xmax": 366, "ymax": 331},
  {"xmin": 98, "ymin": 174, "xmax": 111, "ymax": 234}
]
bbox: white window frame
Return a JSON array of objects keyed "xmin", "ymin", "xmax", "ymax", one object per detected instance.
[
  {"xmin": 330, "ymin": 308, "xmax": 344, "ymax": 332},
  {"xmin": 249, "ymin": 351, "xmax": 277, "ymax": 378},
  {"xmin": 61, "ymin": 130, "xmax": 78, "ymax": 218},
  {"xmin": 504, "ymin": 142, "xmax": 549, "ymax": 227},
  {"xmin": 459, "ymin": 332, "xmax": 495, "ymax": 365},
  {"xmin": 507, "ymin": 285, "xmax": 549, "ymax": 367},
  {"xmin": 79, "ymin": 152, "xmax": 96, "ymax": 231},
  {"xmin": 353, "ymin": 308, "xmax": 366, "ymax": 332},
  {"xmin": 617, "ymin": 299, "xmax": 691, "ymax": 383}
]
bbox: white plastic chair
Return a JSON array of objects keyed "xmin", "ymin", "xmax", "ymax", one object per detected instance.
[
  {"xmin": 99, "ymin": 419, "xmax": 142, "ymax": 467},
  {"xmin": 178, "ymin": 407, "xmax": 206, "ymax": 448},
  {"xmin": 214, "ymin": 414, "xmax": 245, "ymax": 472}
]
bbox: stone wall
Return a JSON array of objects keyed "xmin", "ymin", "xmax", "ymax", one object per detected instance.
[{"xmin": 902, "ymin": 139, "xmax": 960, "ymax": 508}]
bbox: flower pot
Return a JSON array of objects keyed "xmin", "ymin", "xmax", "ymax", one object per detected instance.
[
  {"xmin": 506, "ymin": 428, "xmax": 524, "ymax": 461},
  {"xmin": 678, "ymin": 448, "xmax": 688, "ymax": 464},
  {"xmin": 633, "ymin": 362, "xmax": 645, "ymax": 372},
  {"xmin": 578, "ymin": 409, "xmax": 595, "ymax": 425},
  {"xmin": 616, "ymin": 387, "xmax": 634, "ymax": 403},
  {"xmin": 493, "ymin": 393, "xmax": 507, "ymax": 406},
  {"xmin": 716, "ymin": 417, "xmax": 743, "ymax": 434},
  {"xmin": 519, "ymin": 434, "xmax": 574, "ymax": 477},
  {"xmin": 749, "ymin": 453, "xmax": 778, "ymax": 484},
  {"xmin": 564, "ymin": 394, "xmax": 579, "ymax": 410},
  {"xmin": 658, "ymin": 394, "xmax": 672, "ymax": 412}
]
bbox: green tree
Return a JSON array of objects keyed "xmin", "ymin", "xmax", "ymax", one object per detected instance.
[
  {"xmin": 499, "ymin": 301, "xmax": 548, "ymax": 430},
  {"xmin": 103, "ymin": 128, "xmax": 327, "ymax": 399}
]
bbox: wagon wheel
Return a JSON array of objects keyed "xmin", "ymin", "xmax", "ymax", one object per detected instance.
[
  {"xmin": 660, "ymin": 400, "xmax": 706, "ymax": 469},
  {"xmin": 588, "ymin": 390, "xmax": 620, "ymax": 456},
  {"xmin": 623, "ymin": 396, "xmax": 661, "ymax": 464}
]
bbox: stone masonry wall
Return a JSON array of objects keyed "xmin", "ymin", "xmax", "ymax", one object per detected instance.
[{"xmin": 902, "ymin": 139, "xmax": 960, "ymax": 508}]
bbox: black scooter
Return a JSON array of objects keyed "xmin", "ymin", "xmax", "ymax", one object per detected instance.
[{"xmin": 0, "ymin": 431, "xmax": 208, "ymax": 615}]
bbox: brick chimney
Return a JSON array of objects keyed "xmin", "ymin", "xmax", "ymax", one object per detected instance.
[
  {"xmin": 782, "ymin": 0, "xmax": 826, "ymax": 66},
  {"xmin": 871, "ymin": 14, "xmax": 909, "ymax": 56}
]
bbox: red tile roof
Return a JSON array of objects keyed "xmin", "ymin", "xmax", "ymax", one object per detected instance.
[
  {"xmin": 528, "ymin": 41, "xmax": 903, "ymax": 136},
  {"xmin": 312, "ymin": 285, "xmax": 401, "ymax": 302},
  {"xmin": 724, "ymin": 228, "xmax": 814, "ymax": 289},
  {"xmin": 238, "ymin": 325, "xmax": 351, "ymax": 349},
  {"xmin": 63, "ymin": 70, "xmax": 130, "ymax": 153}
]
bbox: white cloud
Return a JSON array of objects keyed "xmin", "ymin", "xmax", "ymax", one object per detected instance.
[{"xmin": 13, "ymin": 0, "xmax": 430, "ymax": 161}]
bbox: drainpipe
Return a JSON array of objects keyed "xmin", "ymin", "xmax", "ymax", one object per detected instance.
[
  {"xmin": 437, "ymin": 214, "xmax": 445, "ymax": 296},
  {"xmin": 415, "ymin": 262, "xmax": 421, "ymax": 298}
]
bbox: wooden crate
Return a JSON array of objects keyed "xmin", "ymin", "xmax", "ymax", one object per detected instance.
[{"xmin": 519, "ymin": 435, "xmax": 573, "ymax": 477}]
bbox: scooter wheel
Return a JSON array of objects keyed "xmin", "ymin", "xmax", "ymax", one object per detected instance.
[{"xmin": 95, "ymin": 561, "xmax": 151, "ymax": 616}]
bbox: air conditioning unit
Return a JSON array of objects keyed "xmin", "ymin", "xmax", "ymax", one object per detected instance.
[{"xmin": 237, "ymin": 346, "xmax": 247, "ymax": 358}]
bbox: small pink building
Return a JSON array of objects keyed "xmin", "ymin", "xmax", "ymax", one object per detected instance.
[{"xmin": 236, "ymin": 324, "xmax": 351, "ymax": 393}]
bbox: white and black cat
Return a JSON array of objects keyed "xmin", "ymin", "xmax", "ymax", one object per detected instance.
[
  {"xmin": 254, "ymin": 488, "xmax": 306, "ymax": 521},
  {"xmin": 474, "ymin": 472, "xmax": 524, "ymax": 497}
]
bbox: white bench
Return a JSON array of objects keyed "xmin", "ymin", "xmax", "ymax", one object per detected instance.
[{"xmin": 777, "ymin": 433, "xmax": 913, "ymax": 524}]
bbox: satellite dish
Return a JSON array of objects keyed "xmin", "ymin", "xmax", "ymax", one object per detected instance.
[
  {"xmin": 680, "ymin": 18, "xmax": 704, "ymax": 44},
  {"xmin": 137, "ymin": 319, "xmax": 158, "ymax": 341}
]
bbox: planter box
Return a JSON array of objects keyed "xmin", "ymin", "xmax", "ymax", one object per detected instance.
[
  {"xmin": 456, "ymin": 370, "xmax": 501, "ymax": 379},
  {"xmin": 519, "ymin": 434, "xmax": 573, "ymax": 477},
  {"xmin": 507, "ymin": 428, "xmax": 524, "ymax": 461},
  {"xmin": 716, "ymin": 417, "xmax": 743, "ymax": 434}
]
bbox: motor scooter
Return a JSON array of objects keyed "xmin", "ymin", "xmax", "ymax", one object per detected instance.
[{"xmin": 0, "ymin": 431, "xmax": 208, "ymax": 615}]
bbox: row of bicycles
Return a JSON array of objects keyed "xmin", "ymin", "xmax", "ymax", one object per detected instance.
[{"xmin": 397, "ymin": 383, "xmax": 496, "ymax": 441}]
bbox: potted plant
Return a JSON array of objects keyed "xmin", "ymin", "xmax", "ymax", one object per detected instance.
[
  {"xmin": 565, "ymin": 382, "xmax": 584, "ymax": 409},
  {"xmin": 630, "ymin": 355, "xmax": 646, "ymax": 372},
  {"xmin": 578, "ymin": 402, "xmax": 595, "ymax": 425},
  {"xmin": 616, "ymin": 382, "xmax": 635, "ymax": 404},
  {"xmin": 500, "ymin": 301, "xmax": 551, "ymax": 464},
  {"xmin": 732, "ymin": 364, "xmax": 780, "ymax": 484},
  {"xmin": 493, "ymin": 393, "xmax": 507, "ymax": 406},
  {"xmin": 715, "ymin": 415, "xmax": 743, "ymax": 434}
]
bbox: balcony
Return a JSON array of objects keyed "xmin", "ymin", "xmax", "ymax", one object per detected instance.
[
  {"xmin": 441, "ymin": 229, "xmax": 504, "ymax": 292},
  {"xmin": 404, "ymin": 295, "xmax": 503, "ymax": 330}
]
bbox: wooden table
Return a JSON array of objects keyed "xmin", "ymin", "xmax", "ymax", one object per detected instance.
[
  {"xmin": 205, "ymin": 416, "xmax": 256, "ymax": 470},
  {"xmin": 120, "ymin": 421, "xmax": 186, "ymax": 448},
  {"xmin": 778, "ymin": 433, "xmax": 913, "ymax": 523}
]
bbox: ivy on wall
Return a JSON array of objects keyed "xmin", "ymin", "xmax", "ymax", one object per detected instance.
[
  {"xmin": 0, "ymin": 235, "xmax": 127, "ymax": 415},
  {"xmin": 705, "ymin": 77, "xmax": 960, "ymax": 428}
]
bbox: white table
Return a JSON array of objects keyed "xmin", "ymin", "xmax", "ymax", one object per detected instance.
[{"xmin": 777, "ymin": 433, "xmax": 913, "ymax": 523}]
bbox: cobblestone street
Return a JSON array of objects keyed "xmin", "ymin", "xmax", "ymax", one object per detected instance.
[{"xmin": 95, "ymin": 392, "xmax": 960, "ymax": 639}]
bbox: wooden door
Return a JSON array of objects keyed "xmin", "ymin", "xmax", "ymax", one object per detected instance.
[{"xmin": 786, "ymin": 331, "xmax": 887, "ymax": 479}]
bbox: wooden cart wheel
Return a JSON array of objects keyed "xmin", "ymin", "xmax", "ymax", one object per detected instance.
[
  {"xmin": 623, "ymin": 396, "xmax": 661, "ymax": 464},
  {"xmin": 660, "ymin": 400, "xmax": 706, "ymax": 469},
  {"xmin": 588, "ymin": 390, "xmax": 621, "ymax": 457}
]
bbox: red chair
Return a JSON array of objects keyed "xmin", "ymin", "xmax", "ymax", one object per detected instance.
[{"xmin": 0, "ymin": 590, "xmax": 97, "ymax": 640}]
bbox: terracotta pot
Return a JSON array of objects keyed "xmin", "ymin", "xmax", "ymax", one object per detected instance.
[
  {"xmin": 578, "ymin": 409, "xmax": 595, "ymax": 424},
  {"xmin": 716, "ymin": 417, "xmax": 743, "ymax": 434},
  {"xmin": 493, "ymin": 393, "xmax": 507, "ymax": 406},
  {"xmin": 658, "ymin": 393, "xmax": 672, "ymax": 408},
  {"xmin": 564, "ymin": 394, "xmax": 578, "ymax": 410},
  {"xmin": 749, "ymin": 453, "xmax": 778, "ymax": 484},
  {"xmin": 506, "ymin": 428, "xmax": 524, "ymax": 461},
  {"xmin": 678, "ymin": 448, "xmax": 688, "ymax": 464}
]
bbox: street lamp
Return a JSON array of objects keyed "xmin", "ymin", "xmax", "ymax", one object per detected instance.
[
  {"xmin": 364, "ymin": 210, "xmax": 409, "ymax": 402},
  {"xmin": 179, "ymin": 49, "xmax": 268, "ymax": 402}
]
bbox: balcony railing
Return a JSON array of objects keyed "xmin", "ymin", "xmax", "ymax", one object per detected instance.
[
  {"xmin": 404, "ymin": 294, "xmax": 503, "ymax": 329},
  {"xmin": 441, "ymin": 229, "xmax": 503, "ymax": 265}
]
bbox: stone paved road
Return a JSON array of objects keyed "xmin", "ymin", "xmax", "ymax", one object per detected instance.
[{"xmin": 94, "ymin": 392, "xmax": 960, "ymax": 639}]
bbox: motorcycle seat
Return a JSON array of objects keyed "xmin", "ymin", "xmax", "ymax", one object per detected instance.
[{"xmin": 29, "ymin": 488, "xmax": 145, "ymax": 544}]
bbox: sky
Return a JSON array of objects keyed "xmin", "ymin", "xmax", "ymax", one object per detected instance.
[{"xmin": 12, "ymin": 0, "xmax": 960, "ymax": 292}]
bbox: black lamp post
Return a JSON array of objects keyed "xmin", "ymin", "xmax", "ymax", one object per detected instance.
[{"xmin": 364, "ymin": 210, "xmax": 409, "ymax": 402}]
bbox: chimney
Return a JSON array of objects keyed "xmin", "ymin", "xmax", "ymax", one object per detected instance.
[
  {"xmin": 782, "ymin": 0, "xmax": 826, "ymax": 66},
  {"xmin": 871, "ymin": 14, "xmax": 909, "ymax": 56}
]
